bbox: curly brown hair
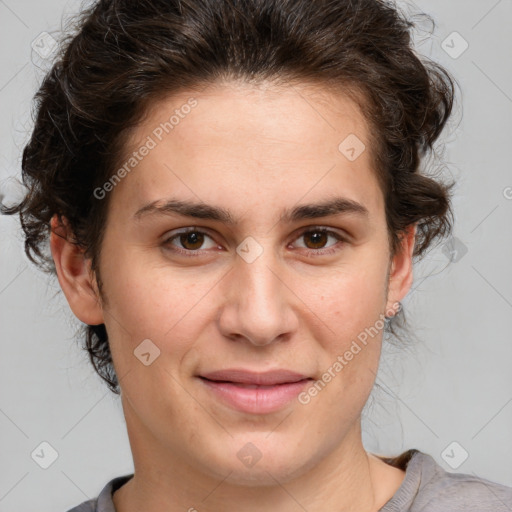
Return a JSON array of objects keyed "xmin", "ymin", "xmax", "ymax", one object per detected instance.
[{"xmin": 1, "ymin": 0, "xmax": 457, "ymax": 395}]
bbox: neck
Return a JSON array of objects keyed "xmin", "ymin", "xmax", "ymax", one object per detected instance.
[{"xmin": 113, "ymin": 400, "xmax": 403, "ymax": 512}]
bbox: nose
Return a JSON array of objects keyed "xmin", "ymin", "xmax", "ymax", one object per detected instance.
[{"xmin": 217, "ymin": 247, "xmax": 299, "ymax": 347}]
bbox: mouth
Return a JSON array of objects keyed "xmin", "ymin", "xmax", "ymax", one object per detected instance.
[
  {"xmin": 198, "ymin": 368, "xmax": 313, "ymax": 386},
  {"xmin": 196, "ymin": 369, "xmax": 314, "ymax": 414},
  {"xmin": 199, "ymin": 378, "xmax": 311, "ymax": 388}
]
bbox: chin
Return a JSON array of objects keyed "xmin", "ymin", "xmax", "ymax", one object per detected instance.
[{"xmin": 201, "ymin": 439, "xmax": 316, "ymax": 487}]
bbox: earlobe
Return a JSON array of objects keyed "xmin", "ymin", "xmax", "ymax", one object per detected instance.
[
  {"xmin": 385, "ymin": 223, "xmax": 417, "ymax": 314},
  {"xmin": 49, "ymin": 214, "xmax": 104, "ymax": 325}
]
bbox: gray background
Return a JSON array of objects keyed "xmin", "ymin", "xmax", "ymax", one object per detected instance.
[{"xmin": 0, "ymin": 0, "xmax": 511, "ymax": 510}]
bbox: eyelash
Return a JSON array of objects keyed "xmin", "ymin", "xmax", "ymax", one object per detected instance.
[{"xmin": 162, "ymin": 226, "xmax": 348, "ymax": 258}]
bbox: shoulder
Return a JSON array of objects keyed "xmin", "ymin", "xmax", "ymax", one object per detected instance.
[
  {"xmin": 64, "ymin": 499, "xmax": 97, "ymax": 512},
  {"xmin": 416, "ymin": 458, "xmax": 512, "ymax": 512},
  {"xmin": 63, "ymin": 474, "xmax": 133, "ymax": 512},
  {"xmin": 390, "ymin": 449, "xmax": 512, "ymax": 511}
]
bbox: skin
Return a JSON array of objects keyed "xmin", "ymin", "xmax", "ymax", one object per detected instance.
[{"xmin": 50, "ymin": 79, "xmax": 416, "ymax": 512}]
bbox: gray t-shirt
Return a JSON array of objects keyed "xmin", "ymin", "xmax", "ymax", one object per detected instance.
[{"xmin": 65, "ymin": 449, "xmax": 512, "ymax": 511}]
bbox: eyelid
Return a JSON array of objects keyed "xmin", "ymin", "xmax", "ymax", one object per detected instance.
[
  {"xmin": 291, "ymin": 224, "xmax": 350, "ymax": 241},
  {"xmin": 162, "ymin": 226, "xmax": 219, "ymax": 247}
]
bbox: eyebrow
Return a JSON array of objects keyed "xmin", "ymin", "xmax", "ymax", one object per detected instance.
[{"xmin": 133, "ymin": 196, "xmax": 369, "ymax": 224}]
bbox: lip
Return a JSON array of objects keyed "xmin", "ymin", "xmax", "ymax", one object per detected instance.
[
  {"xmin": 199, "ymin": 368, "xmax": 311, "ymax": 385},
  {"xmin": 197, "ymin": 369, "xmax": 313, "ymax": 414}
]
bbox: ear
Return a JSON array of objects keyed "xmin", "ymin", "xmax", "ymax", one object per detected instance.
[
  {"xmin": 385, "ymin": 223, "xmax": 416, "ymax": 315},
  {"xmin": 50, "ymin": 214, "xmax": 104, "ymax": 325}
]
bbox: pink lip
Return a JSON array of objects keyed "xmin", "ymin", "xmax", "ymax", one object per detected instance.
[{"xmin": 197, "ymin": 369, "xmax": 313, "ymax": 414}]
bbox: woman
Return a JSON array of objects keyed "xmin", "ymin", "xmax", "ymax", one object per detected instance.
[{"xmin": 2, "ymin": 0, "xmax": 511, "ymax": 511}]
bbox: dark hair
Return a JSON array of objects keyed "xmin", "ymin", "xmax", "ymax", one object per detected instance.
[{"xmin": 1, "ymin": 0, "xmax": 457, "ymax": 395}]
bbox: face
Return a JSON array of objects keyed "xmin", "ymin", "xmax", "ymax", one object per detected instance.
[{"xmin": 53, "ymin": 79, "xmax": 414, "ymax": 487}]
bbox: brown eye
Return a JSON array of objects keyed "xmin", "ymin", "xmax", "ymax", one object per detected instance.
[
  {"xmin": 293, "ymin": 227, "xmax": 346, "ymax": 256},
  {"xmin": 178, "ymin": 231, "xmax": 205, "ymax": 250},
  {"xmin": 303, "ymin": 230, "xmax": 329, "ymax": 249},
  {"xmin": 163, "ymin": 229, "xmax": 218, "ymax": 256}
]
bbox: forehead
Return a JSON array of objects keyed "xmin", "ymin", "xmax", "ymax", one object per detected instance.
[
  {"xmin": 132, "ymin": 79, "xmax": 370, "ymax": 154},
  {"xmin": 110, "ymin": 80, "xmax": 383, "ymax": 225}
]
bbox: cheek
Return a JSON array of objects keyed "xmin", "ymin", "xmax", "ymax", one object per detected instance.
[
  {"xmin": 100, "ymin": 252, "xmax": 222, "ymax": 371},
  {"xmin": 295, "ymin": 259, "xmax": 388, "ymax": 405},
  {"xmin": 298, "ymin": 258, "xmax": 389, "ymax": 341},
  {"xmin": 101, "ymin": 247, "xmax": 202, "ymax": 330}
]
